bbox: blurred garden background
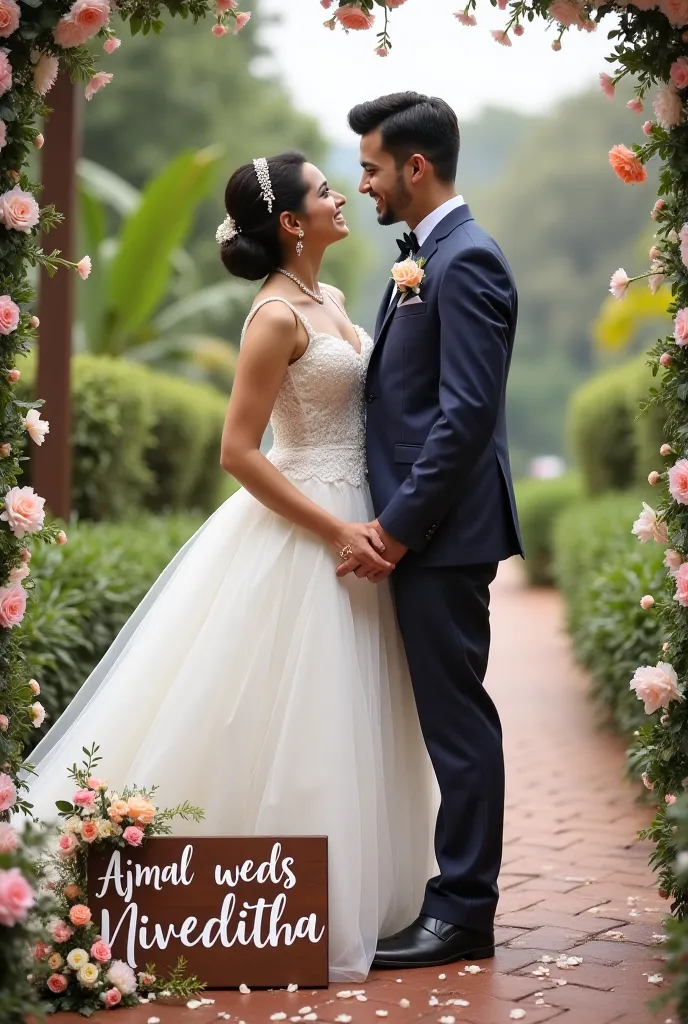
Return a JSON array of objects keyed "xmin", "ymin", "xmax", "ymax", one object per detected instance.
[{"xmin": 22, "ymin": 0, "xmax": 672, "ymax": 767}]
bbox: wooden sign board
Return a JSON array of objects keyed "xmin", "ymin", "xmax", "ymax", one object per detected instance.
[{"xmin": 87, "ymin": 836, "xmax": 329, "ymax": 989}]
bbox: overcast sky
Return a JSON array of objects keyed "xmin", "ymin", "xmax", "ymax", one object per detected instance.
[{"xmin": 258, "ymin": 0, "xmax": 616, "ymax": 144}]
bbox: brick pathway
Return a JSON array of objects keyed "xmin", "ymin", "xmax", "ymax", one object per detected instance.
[{"xmin": 61, "ymin": 561, "xmax": 675, "ymax": 1024}]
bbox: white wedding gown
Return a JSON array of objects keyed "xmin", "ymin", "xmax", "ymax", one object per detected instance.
[{"xmin": 27, "ymin": 297, "xmax": 436, "ymax": 981}]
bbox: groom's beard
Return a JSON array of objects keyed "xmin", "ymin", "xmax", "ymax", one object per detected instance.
[{"xmin": 377, "ymin": 173, "xmax": 411, "ymax": 226}]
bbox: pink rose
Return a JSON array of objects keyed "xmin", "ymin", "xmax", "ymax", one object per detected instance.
[
  {"xmin": 69, "ymin": 903, "xmax": 92, "ymax": 927},
  {"xmin": 216, "ymin": 0, "xmax": 238, "ymax": 8},
  {"xmin": 666, "ymin": 793, "xmax": 678, "ymax": 804},
  {"xmin": 7, "ymin": 367, "xmax": 18, "ymax": 383},
  {"xmin": 47, "ymin": 973, "xmax": 68, "ymax": 994},
  {"xmin": 333, "ymin": 3, "xmax": 374, "ymax": 29},
  {"xmin": 648, "ymin": 470, "xmax": 661, "ymax": 485},
  {"xmin": 0, "ymin": 714, "xmax": 7, "ymax": 731},
  {"xmin": 661, "ymin": 443, "xmax": 673, "ymax": 457},
  {"xmin": 103, "ymin": 987, "xmax": 122, "ymax": 1007},
  {"xmin": 23, "ymin": 409, "xmax": 49, "ymax": 446},
  {"xmin": 33, "ymin": 53, "xmax": 57, "ymax": 96},
  {"xmin": 0, "ymin": 0, "xmax": 19, "ymax": 37},
  {"xmin": 74, "ymin": 788, "xmax": 96, "ymax": 809},
  {"xmin": 103, "ymin": 35, "xmax": 120, "ymax": 52},
  {"xmin": 670, "ymin": 459, "xmax": 688, "ymax": 504},
  {"xmin": 0, "ymin": 771, "xmax": 16, "ymax": 812},
  {"xmin": 666, "ymin": 549, "xmax": 683, "ymax": 572},
  {"xmin": 0, "ymin": 443, "xmax": 12, "ymax": 458},
  {"xmin": 56, "ymin": 530, "xmax": 68, "ymax": 545},
  {"xmin": 0, "ymin": 584, "xmax": 26, "ymax": 628},
  {"xmin": 54, "ymin": 0, "xmax": 110, "ymax": 46},
  {"xmin": 642, "ymin": 120, "xmax": 654, "ymax": 136},
  {"xmin": 679, "ymin": 223, "xmax": 688, "ymax": 269},
  {"xmin": 630, "ymin": 661, "xmax": 682, "ymax": 714},
  {"xmin": 599, "ymin": 73, "xmax": 615, "ymax": 99},
  {"xmin": 122, "ymin": 825, "xmax": 144, "ymax": 847},
  {"xmin": 609, "ymin": 268, "xmax": 630, "ymax": 299},
  {"xmin": 640, "ymin": 594, "xmax": 655, "ymax": 610},
  {"xmin": 0, "ymin": 867, "xmax": 35, "ymax": 926},
  {"xmin": 1, "ymin": 486, "xmax": 46, "ymax": 538},
  {"xmin": 49, "ymin": 919, "xmax": 73, "ymax": 943},
  {"xmin": 660, "ymin": 352, "xmax": 673, "ymax": 368},
  {"xmin": 513, "ymin": 23, "xmax": 525, "ymax": 34},
  {"xmin": 454, "ymin": 10, "xmax": 477, "ymax": 24},
  {"xmin": 675, "ymin": 308, "xmax": 688, "ymax": 347},
  {"xmin": 652, "ymin": 198, "xmax": 667, "ymax": 221},
  {"xmin": 0, "ymin": 47, "xmax": 11, "ymax": 96},
  {"xmin": 212, "ymin": 22, "xmax": 228, "ymax": 35},
  {"xmin": 0, "ymin": 822, "xmax": 17, "ymax": 852},
  {"xmin": 654, "ymin": 83, "xmax": 684, "ymax": 130},
  {"xmin": 659, "ymin": 0, "xmax": 688, "ymax": 25},
  {"xmin": 232, "ymin": 10, "xmax": 250, "ymax": 32},
  {"xmin": 0, "ymin": 186, "xmax": 39, "ymax": 233},
  {"xmin": 674, "ymin": 562, "xmax": 688, "ymax": 606},
  {"xmin": 33, "ymin": 132, "xmax": 44, "ymax": 149},
  {"xmin": 56, "ymin": 832, "xmax": 79, "ymax": 861},
  {"xmin": 671, "ymin": 56, "xmax": 688, "ymax": 91},
  {"xmin": 0, "ymin": 120, "xmax": 6, "ymax": 152},
  {"xmin": 9, "ymin": 563, "xmax": 28, "ymax": 584},
  {"xmin": 91, "ymin": 939, "xmax": 112, "ymax": 962},
  {"xmin": 85, "ymin": 72, "xmax": 112, "ymax": 101}
]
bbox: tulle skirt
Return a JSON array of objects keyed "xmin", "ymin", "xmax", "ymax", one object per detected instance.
[{"xmin": 26, "ymin": 477, "xmax": 436, "ymax": 980}]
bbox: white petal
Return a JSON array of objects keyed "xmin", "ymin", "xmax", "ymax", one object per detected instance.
[
  {"xmin": 288, "ymin": 984, "xmax": 299, "ymax": 993},
  {"xmin": 186, "ymin": 1001, "xmax": 202, "ymax": 1010},
  {"xmin": 399, "ymin": 998, "xmax": 410, "ymax": 1008},
  {"xmin": 464, "ymin": 965, "xmax": 482, "ymax": 974},
  {"xmin": 438, "ymin": 973, "xmax": 447, "ymax": 980},
  {"xmin": 335, "ymin": 1016, "xmax": 352, "ymax": 1023},
  {"xmin": 239, "ymin": 984, "xmax": 251, "ymax": 995},
  {"xmin": 376, "ymin": 1012, "xmax": 389, "ymax": 1018},
  {"xmin": 336, "ymin": 992, "xmax": 352, "ymax": 999},
  {"xmin": 271, "ymin": 1014, "xmax": 287, "ymax": 1020},
  {"xmin": 649, "ymin": 974, "xmax": 664, "ymax": 985},
  {"xmin": 510, "ymin": 1012, "xmax": 526, "ymax": 1020}
]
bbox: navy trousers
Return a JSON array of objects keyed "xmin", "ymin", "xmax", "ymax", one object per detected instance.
[{"xmin": 391, "ymin": 561, "xmax": 503, "ymax": 933}]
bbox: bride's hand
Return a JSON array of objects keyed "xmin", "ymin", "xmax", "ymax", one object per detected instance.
[{"xmin": 334, "ymin": 522, "xmax": 393, "ymax": 576}]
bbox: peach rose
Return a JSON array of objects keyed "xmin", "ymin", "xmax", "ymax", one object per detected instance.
[
  {"xmin": 654, "ymin": 83, "xmax": 684, "ymax": 130},
  {"xmin": 0, "ymin": 185, "xmax": 39, "ymax": 232},
  {"xmin": 0, "ymin": 298, "xmax": 15, "ymax": 338},
  {"xmin": 333, "ymin": 3, "xmax": 374, "ymax": 29},
  {"xmin": 32, "ymin": 53, "xmax": 57, "ymax": 96},
  {"xmin": 0, "ymin": 584, "xmax": 26, "ymax": 628},
  {"xmin": 91, "ymin": 939, "xmax": 112, "ymax": 962},
  {"xmin": 33, "ymin": 132, "xmax": 43, "ymax": 149},
  {"xmin": 609, "ymin": 144, "xmax": 647, "ymax": 184},
  {"xmin": 47, "ymin": 952, "xmax": 64, "ymax": 970},
  {"xmin": 54, "ymin": 0, "xmax": 110, "ymax": 46},
  {"xmin": 126, "ymin": 796, "xmax": 155, "ymax": 824},
  {"xmin": 102, "ymin": 987, "xmax": 122, "ymax": 1007},
  {"xmin": 667, "ymin": 793, "xmax": 678, "ymax": 804},
  {"xmin": 640, "ymin": 594, "xmax": 655, "ymax": 610},
  {"xmin": 64, "ymin": 883, "xmax": 80, "ymax": 901},
  {"xmin": 0, "ymin": 771, "xmax": 16, "ymax": 812},
  {"xmin": 659, "ymin": 0, "xmax": 688, "ymax": 25},
  {"xmin": 81, "ymin": 820, "xmax": 99, "ymax": 843},
  {"xmin": 1, "ymin": 486, "xmax": 46, "ymax": 538},
  {"xmin": 0, "ymin": 866, "xmax": 35, "ymax": 926},
  {"xmin": 47, "ymin": 974, "xmax": 68, "ymax": 994},
  {"xmin": 630, "ymin": 661, "xmax": 682, "ymax": 714},
  {"xmin": 0, "ymin": 48, "xmax": 11, "ymax": 97},
  {"xmin": 0, "ymin": 822, "xmax": 17, "ymax": 852},
  {"xmin": 69, "ymin": 904, "xmax": 92, "ymax": 927},
  {"xmin": 107, "ymin": 799, "xmax": 129, "ymax": 823},
  {"xmin": 123, "ymin": 825, "xmax": 144, "ymax": 846},
  {"xmin": 0, "ymin": 0, "xmax": 19, "ymax": 37},
  {"xmin": 669, "ymin": 459, "xmax": 688, "ymax": 504},
  {"xmin": 23, "ymin": 409, "xmax": 49, "ymax": 446},
  {"xmin": 57, "ymin": 832, "xmax": 79, "ymax": 861},
  {"xmin": 648, "ymin": 470, "xmax": 661, "ymax": 486},
  {"xmin": 21, "ymin": 547, "xmax": 31, "ymax": 562},
  {"xmin": 84, "ymin": 73, "xmax": 111, "ymax": 101},
  {"xmin": 391, "ymin": 258, "xmax": 425, "ymax": 293}
]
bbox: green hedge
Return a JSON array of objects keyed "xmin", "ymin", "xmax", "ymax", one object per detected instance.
[
  {"xmin": 567, "ymin": 355, "xmax": 664, "ymax": 496},
  {"xmin": 514, "ymin": 474, "xmax": 581, "ymax": 586},
  {"xmin": 20, "ymin": 514, "xmax": 204, "ymax": 751},
  {"xmin": 553, "ymin": 492, "xmax": 666, "ymax": 736},
  {"xmin": 18, "ymin": 354, "xmax": 230, "ymax": 520}
]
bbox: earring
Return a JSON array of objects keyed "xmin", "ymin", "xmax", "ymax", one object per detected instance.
[{"xmin": 296, "ymin": 229, "xmax": 304, "ymax": 257}]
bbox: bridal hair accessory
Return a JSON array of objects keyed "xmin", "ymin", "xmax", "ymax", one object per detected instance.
[
  {"xmin": 216, "ymin": 214, "xmax": 239, "ymax": 245},
  {"xmin": 253, "ymin": 156, "xmax": 276, "ymax": 213}
]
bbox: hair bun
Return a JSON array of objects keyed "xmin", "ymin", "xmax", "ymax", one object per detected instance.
[{"xmin": 220, "ymin": 233, "xmax": 277, "ymax": 282}]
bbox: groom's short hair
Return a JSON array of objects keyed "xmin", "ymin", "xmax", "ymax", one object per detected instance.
[{"xmin": 348, "ymin": 92, "xmax": 459, "ymax": 183}]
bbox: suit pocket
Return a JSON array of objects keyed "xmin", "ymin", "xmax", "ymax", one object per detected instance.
[
  {"xmin": 394, "ymin": 302, "xmax": 428, "ymax": 318},
  {"xmin": 394, "ymin": 443, "xmax": 423, "ymax": 464}
]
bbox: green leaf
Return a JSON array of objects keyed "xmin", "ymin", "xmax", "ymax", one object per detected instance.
[
  {"xmin": 55, "ymin": 800, "xmax": 75, "ymax": 813},
  {"xmin": 105, "ymin": 147, "xmax": 221, "ymax": 349},
  {"xmin": 78, "ymin": 159, "xmax": 140, "ymax": 218}
]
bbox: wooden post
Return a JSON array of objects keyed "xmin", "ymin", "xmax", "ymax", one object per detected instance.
[{"xmin": 33, "ymin": 73, "xmax": 81, "ymax": 521}]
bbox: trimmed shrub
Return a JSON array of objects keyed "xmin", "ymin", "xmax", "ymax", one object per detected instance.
[
  {"xmin": 567, "ymin": 355, "xmax": 664, "ymax": 496},
  {"xmin": 514, "ymin": 474, "xmax": 581, "ymax": 586},
  {"xmin": 21, "ymin": 514, "xmax": 203, "ymax": 749},
  {"xmin": 553, "ymin": 492, "xmax": 666, "ymax": 736},
  {"xmin": 17, "ymin": 354, "xmax": 229, "ymax": 519}
]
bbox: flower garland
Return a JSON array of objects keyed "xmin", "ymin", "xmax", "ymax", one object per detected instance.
[{"xmin": 29, "ymin": 745, "xmax": 204, "ymax": 1014}]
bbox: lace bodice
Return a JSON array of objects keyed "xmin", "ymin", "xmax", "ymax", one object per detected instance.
[{"xmin": 240, "ymin": 297, "xmax": 373, "ymax": 485}]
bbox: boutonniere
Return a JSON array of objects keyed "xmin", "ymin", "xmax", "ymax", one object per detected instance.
[{"xmin": 391, "ymin": 256, "xmax": 426, "ymax": 298}]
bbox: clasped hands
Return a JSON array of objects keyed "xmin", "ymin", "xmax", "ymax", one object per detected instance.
[{"xmin": 335, "ymin": 520, "xmax": 408, "ymax": 583}]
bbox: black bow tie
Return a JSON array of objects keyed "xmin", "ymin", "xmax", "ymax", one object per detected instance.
[{"xmin": 396, "ymin": 231, "xmax": 419, "ymax": 259}]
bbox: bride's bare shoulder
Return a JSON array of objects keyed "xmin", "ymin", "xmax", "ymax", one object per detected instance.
[{"xmin": 320, "ymin": 282, "xmax": 346, "ymax": 309}]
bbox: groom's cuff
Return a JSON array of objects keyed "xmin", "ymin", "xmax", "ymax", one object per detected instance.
[{"xmin": 378, "ymin": 506, "xmax": 439, "ymax": 553}]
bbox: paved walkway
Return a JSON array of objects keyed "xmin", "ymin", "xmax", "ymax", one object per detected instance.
[{"xmin": 62, "ymin": 561, "xmax": 674, "ymax": 1024}]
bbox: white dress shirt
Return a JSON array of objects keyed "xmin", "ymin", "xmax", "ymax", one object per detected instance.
[{"xmin": 413, "ymin": 194, "xmax": 465, "ymax": 248}]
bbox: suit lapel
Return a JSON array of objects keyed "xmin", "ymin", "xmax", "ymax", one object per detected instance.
[{"xmin": 374, "ymin": 278, "xmax": 396, "ymax": 341}]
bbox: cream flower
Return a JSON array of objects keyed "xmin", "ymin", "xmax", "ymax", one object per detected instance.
[{"xmin": 67, "ymin": 947, "xmax": 89, "ymax": 970}]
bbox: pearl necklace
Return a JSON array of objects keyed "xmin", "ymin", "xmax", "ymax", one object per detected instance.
[{"xmin": 275, "ymin": 268, "xmax": 324, "ymax": 304}]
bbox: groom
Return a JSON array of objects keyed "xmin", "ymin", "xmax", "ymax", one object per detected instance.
[{"xmin": 340, "ymin": 92, "xmax": 523, "ymax": 968}]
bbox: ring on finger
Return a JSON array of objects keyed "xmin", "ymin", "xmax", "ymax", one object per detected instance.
[{"xmin": 339, "ymin": 543, "xmax": 353, "ymax": 559}]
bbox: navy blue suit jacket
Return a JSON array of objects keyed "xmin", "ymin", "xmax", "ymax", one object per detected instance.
[{"xmin": 365, "ymin": 203, "xmax": 523, "ymax": 568}]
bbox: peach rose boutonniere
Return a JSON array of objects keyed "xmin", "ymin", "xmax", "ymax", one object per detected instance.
[{"xmin": 391, "ymin": 256, "xmax": 426, "ymax": 299}]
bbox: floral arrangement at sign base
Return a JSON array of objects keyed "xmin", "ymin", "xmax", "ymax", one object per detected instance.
[{"xmin": 29, "ymin": 744, "xmax": 204, "ymax": 1015}]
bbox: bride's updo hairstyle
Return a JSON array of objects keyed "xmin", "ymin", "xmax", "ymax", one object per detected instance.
[{"xmin": 220, "ymin": 152, "xmax": 309, "ymax": 281}]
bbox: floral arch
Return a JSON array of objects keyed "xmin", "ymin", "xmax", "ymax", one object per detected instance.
[{"xmin": 1, "ymin": 0, "xmax": 688, "ymax": 1013}]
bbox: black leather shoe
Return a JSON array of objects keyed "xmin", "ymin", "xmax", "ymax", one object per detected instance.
[{"xmin": 372, "ymin": 915, "xmax": 495, "ymax": 969}]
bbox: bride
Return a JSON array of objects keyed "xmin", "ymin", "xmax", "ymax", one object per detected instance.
[{"xmin": 26, "ymin": 151, "xmax": 435, "ymax": 981}]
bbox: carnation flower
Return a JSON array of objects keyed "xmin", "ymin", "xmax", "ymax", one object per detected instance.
[
  {"xmin": 48, "ymin": 918, "xmax": 73, "ymax": 942},
  {"xmin": 654, "ymin": 83, "xmax": 684, "ymax": 130},
  {"xmin": 84, "ymin": 72, "xmax": 112, "ymax": 101},
  {"xmin": 599, "ymin": 72, "xmax": 615, "ymax": 99},
  {"xmin": 23, "ymin": 408, "xmax": 49, "ymax": 446},
  {"xmin": 609, "ymin": 268, "xmax": 630, "ymax": 299},
  {"xmin": 454, "ymin": 10, "xmax": 477, "ymax": 24},
  {"xmin": 609, "ymin": 144, "xmax": 647, "ymax": 184},
  {"xmin": 630, "ymin": 661, "xmax": 682, "ymax": 714},
  {"xmin": 29, "ymin": 701, "xmax": 45, "ymax": 727},
  {"xmin": 490, "ymin": 28, "xmax": 511, "ymax": 44},
  {"xmin": 106, "ymin": 960, "xmax": 137, "ymax": 995},
  {"xmin": 32, "ymin": 53, "xmax": 58, "ymax": 96}
]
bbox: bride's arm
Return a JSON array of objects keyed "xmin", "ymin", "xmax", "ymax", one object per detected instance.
[{"xmin": 220, "ymin": 301, "xmax": 391, "ymax": 572}]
